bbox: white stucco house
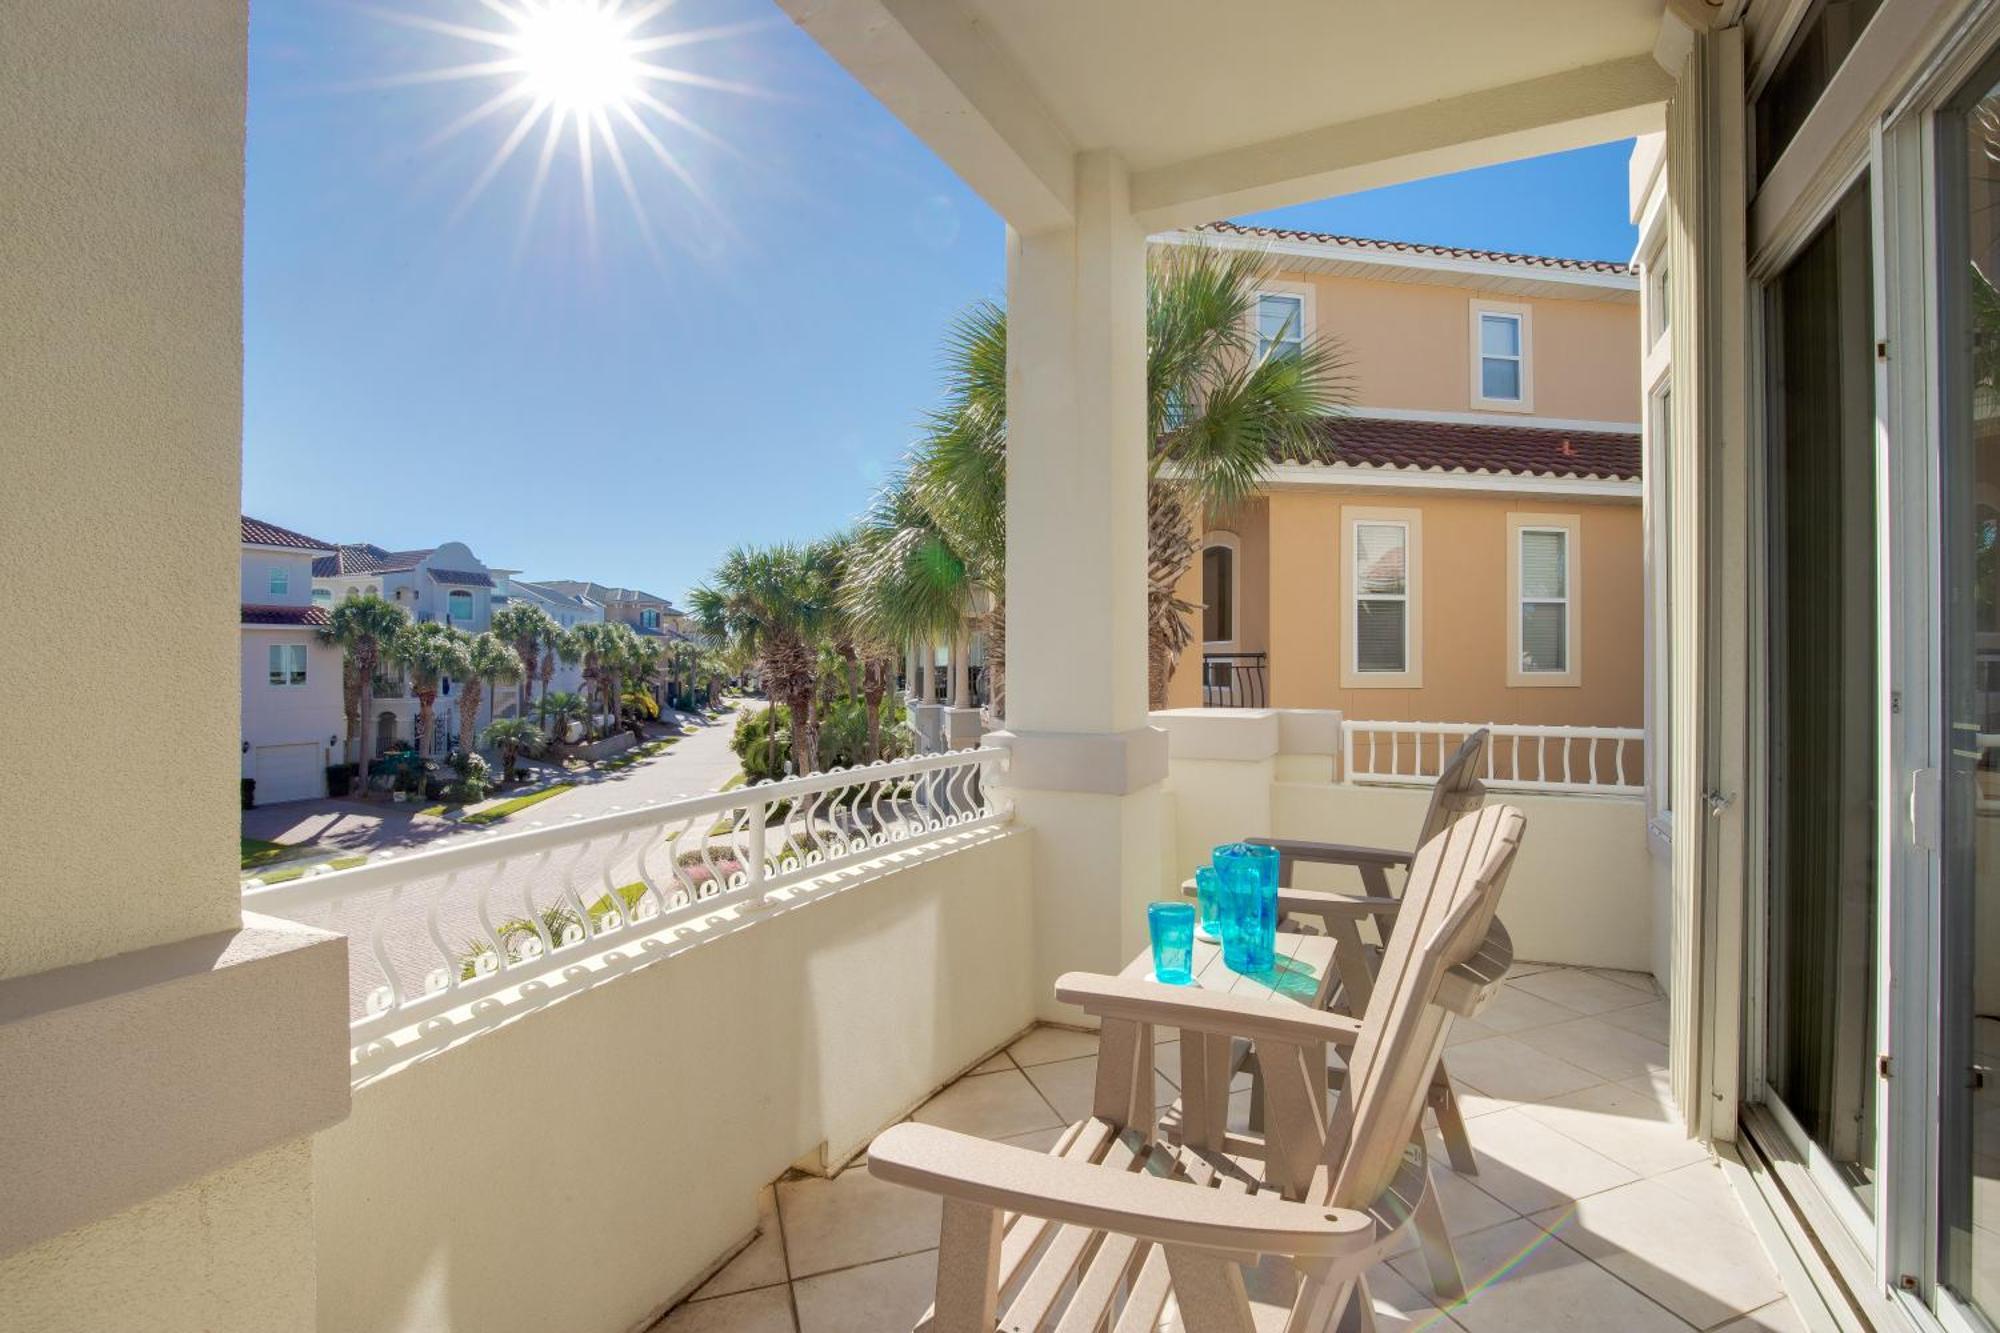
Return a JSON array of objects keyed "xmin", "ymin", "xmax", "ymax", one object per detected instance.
[
  {"xmin": 311, "ymin": 538, "xmax": 515, "ymax": 755},
  {"xmin": 496, "ymin": 575, "xmax": 603, "ymax": 703},
  {"xmin": 239, "ymin": 517, "xmax": 345, "ymax": 805}
]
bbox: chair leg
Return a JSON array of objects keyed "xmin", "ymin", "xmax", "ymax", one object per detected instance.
[
  {"xmin": 1411, "ymin": 1166, "xmax": 1464, "ymax": 1304},
  {"xmin": 1428, "ymin": 1068, "xmax": 1477, "ymax": 1176},
  {"xmin": 930, "ymin": 1197, "xmax": 1002, "ymax": 1332}
]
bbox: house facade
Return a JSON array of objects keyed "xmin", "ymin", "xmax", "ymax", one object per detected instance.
[
  {"xmin": 531, "ymin": 579, "xmax": 685, "ymax": 639},
  {"xmin": 1162, "ymin": 225, "xmax": 1645, "ymax": 732},
  {"xmin": 312, "ymin": 539, "xmax": 514, "ymax": 754},
  {"xmin": 239, "ymin": 517, "xmax": 344, "ymax": 804},
  {"xmin": 496, "ymin": 575, "xmax": 603, "ymax": 703}
]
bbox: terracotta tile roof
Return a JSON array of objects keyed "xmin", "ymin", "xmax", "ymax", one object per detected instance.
[
  {"xmin": 241, "ymin": 515, "xmax": 334, "ymax": 551},
  {"xmin": 312, "ymin": 544, "xmax": 434, "ymax": 577},
  {"xmin": 1197, "ymin": 220, "xmax": 1632, "ymax": 276},
  {"xmin": 535, "ymin": 579, "xmax": 678, "ymax": 611},
  {"xmin": 1303, "ymin": 416, "xmax": 1640, "ymax": 481},
  {"xmin": 241, "ymin": 604, "xmax": 332, "ymax": 627},
  {"xmin": 427, "ymin": 568, "xmax": 494, "ymax": 588}
]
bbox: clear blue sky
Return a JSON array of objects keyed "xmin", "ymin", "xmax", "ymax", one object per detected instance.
[{"xmin": 244, "ymin": 1, "xmax": 1639, "ymax": 604}]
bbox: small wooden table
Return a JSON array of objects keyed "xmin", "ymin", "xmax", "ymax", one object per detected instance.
[{"xmin": 1111, "ymin": 930, "xmax": 1342, "ymax": 1195}]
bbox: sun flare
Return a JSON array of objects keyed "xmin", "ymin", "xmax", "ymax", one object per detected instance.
[{"xmin": 362, "ymin": 0, "xmax": 768, "ymax": 260}]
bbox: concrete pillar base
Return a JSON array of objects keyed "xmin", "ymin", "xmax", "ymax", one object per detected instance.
[
  {"xmin": 911, "ymin": 702, "xmax": 945, "ymax": 753},
  {"xmin": 945, "ymin": 706, "xmax": 985, "ymax": 750}
]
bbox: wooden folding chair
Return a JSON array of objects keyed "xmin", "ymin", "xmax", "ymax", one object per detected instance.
[{"xmin": 868, "ymin": 803, "xmax": 1526, "ymax": 1331}]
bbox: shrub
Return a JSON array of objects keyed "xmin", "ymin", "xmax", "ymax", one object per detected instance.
[
  {"xmin": 241, "ymin": 778, "xmax": 256, "ymax": 810},
  {"xmin": 730, "ymin": 698, "xmax": 916, "ymax": 782},
  {"xmin": 444, "ymin": 750, "xmax": 493, "ymax": 805}
]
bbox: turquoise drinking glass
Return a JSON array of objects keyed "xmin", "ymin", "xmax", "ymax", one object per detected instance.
[
  {"xmin": 1213, "ymin": 843, "xmax": 1280, "ymax": 974},
  {"xmin": 1148, "ymin": 901, "xmax": 1196, "ymax": 985},
  {"xmin": 1193, "ymin": 865, "xmax": 1222, "ymax": 942}
]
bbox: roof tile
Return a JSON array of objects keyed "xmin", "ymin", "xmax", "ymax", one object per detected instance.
[
  {"xmin": 242, "ymin": 516, "xmax": 335, "ymax": 551},
  {"xmin": 1198, "ymin": 220, "xmax": 1632, "ymax": 276},
  {"xmin": 1303, "ymin": 416, "xmax": 1639, "ymax": 481},
  {"xmin": 241, "ymin": 604, "xmax": 332, "ymax": 627}
]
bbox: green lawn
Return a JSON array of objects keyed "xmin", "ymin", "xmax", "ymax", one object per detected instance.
[
  {"xmin": 240, "ymin": 837, "xmax": 291, "ymax": 870},
  {"xmin": 251, "ymin": 854, "xmax": 368, "ymax": 886},
  {"xmin": 461, "ymin": 782, "xmax": 576, "ymax": 826},
  {"xmin": 598, "ymin": 735, "xmax": 681, "ymax": 772}
]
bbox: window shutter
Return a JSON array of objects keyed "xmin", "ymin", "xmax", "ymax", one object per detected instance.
[
  {"xmin": 1356, "ymin": 601, "xmax": 1406, "ymax": 672},
  {"xmin": 1520, "ymin": 531, "xmax": 1567, "ymax": 598}
]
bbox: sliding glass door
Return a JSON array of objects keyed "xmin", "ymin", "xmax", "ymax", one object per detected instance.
[
  {"xmin": 1940, "ymin": 54, "xmax": 2000, "ymax": 1326},
  {"xmin": 1762, "ymin": 179, "xmax": 1880, "ymax": 1224}
]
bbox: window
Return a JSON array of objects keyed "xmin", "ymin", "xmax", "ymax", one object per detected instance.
[
  {"xmin": 1256, "ymin": 293, "xmax": 1305, "ymax": 361},
  {"xmin": 1469, "ymin": 301, "xmax": 1532, "ymax": 411},
  {"xmin": 1341, "ymin": 507, "xmax": 1421, "ymax": 687},
  {"xmin": 311, "ymin": 587, "xmax": 332, "ymax": 607},
  {"xmin": 267, "ymin": 643, "xmax": 307, "ymax": 687},
  {"xmin": 268, "ymin": 565, "xmax": 289, "ymax": 596},
  {"xmin": 1507, "ymin": 513, "xmax": 1580, "ymax": 686},
  {"xmin": 641, "ymin": 608, "xmax": 659, "ymax": 629},
  {"xmin": 1201, "ymin": 536, "xmax": 1237, "ymax": 644},
  {"xmin": 1651, "ymin": 260, "xmax": 1671, "ymax": 343},
  {"xmin": 447, "ymin": 589, "xmax": 473, "ymax": 624}
]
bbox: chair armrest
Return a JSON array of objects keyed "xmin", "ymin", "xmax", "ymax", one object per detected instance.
[
  {"xmin": 868, "ymin": 1122, "xmax": 1376, "ymax": 1260},
  {"xmin": 1055, "ymin": 972, "xmax": 1362, "ymax": 1047},
  {"xmin": 1277, "ymin": 888, "xmax": 1401, "ymax": 919},
  {"xmin": 1249, "ymin": 837, "xmax": 1410, "ymax": 870}
]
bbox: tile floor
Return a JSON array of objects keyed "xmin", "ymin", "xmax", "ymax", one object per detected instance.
[{"xmin": 652, "ymin": 964, "xmax": 1802, "ymax": 1332}]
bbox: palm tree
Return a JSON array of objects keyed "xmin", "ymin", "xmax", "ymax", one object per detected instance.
[
  {"xmin": 538, "ymin": 690, "xmax": 590, "ymax": 747},
  {"xmin": 395, "ymin": 621, "xmax": 471, "ymax": 758},
  {"xmin": 691, "ymin": 544, "xmax": 833, "ymax": 776},
  {"xmin": 568, "ymin": 622, "xmax": 618, "ymax": 740},
  {"xmin": 456, "ymin": 633, "xmax": 524, "ymax": 760},
  {"xmin": 480, "ymin": 717, "xmax": 545, "ymax": 782},
  {"xmin": 538, "ymin": 626, "xmax": 579, "ymax": 728},
  {"xmin": 323, "ymin": 594, "xmax": 411, "ymax": 784},
  {"xmin": 490, "ymin": 603, "xmax": 556, "ymax": 725}
]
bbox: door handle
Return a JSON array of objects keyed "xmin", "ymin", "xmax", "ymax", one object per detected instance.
[{"xmin": 1704, "ymin": 789, "xmax": 1736, "ymax": 817}]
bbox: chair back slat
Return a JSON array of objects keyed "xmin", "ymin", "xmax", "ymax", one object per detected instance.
[
  {"xmin": 1323, "ymin": 803, "xmax": 1526, "ymax": 1209},
  {"xmin": 1411, "ymin": 728, "xmax": 1491, "ymax": 852}
]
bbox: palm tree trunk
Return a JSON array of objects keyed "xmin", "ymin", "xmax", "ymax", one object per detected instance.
[
  {"xmin": 357, "ymin": 661, "xmax": 377, "ymax": 797},
  {"xmin": 459, "ymin": 683, "xmax": 481, "ymax": 759},
  {"xmin": 1146, "ymin": 482, "xmax": 1200, "ymax": 710}
]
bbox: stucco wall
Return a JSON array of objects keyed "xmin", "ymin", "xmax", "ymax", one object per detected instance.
[
  {"xmin": 240, "ymin": 630, "xmax": 347, "ymax": 782},
  {"xmin": 0, "ymin": 0, "xmax": 246, "ymax": 979},
  {"xmin": 1226, "ymin": 489, "xmax": 1644, "ymax": 725},
  {"xmin": 0, "ymin": 1136, "xmax": 317, "ymax": 1333},
  {"xmin": 1274, "ymin": 268, "xmax": 1641, "ymax": 422},
  {"xmin": 315, "ymin": 829, "xmax": 1034, "ymax": 1333}
]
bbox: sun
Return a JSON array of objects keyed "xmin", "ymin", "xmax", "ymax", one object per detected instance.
[
  {"xmin": 360, "ymin": 0, "xmax": 768, "ymax": 260},
  {"xmin": 507, "ymin": 2, "xmax": 642, "ymax": 115}
]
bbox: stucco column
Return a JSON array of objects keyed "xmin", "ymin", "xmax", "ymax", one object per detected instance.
[
  {"xmin": 946, "ymin": 630, "xmax": 983, "ymax": 749},
  {"xmin": 912, "ymin": 636, "xmax": 942, "ymax": 752},
  {"xmin": 988, "ymin": 150, "xmax": 1167, "ymax": 1016}
]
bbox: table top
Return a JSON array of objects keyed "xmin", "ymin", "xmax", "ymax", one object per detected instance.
[{"xmin": 1118, "ymin": 929, "xmax": 1338, "ymax": 1012}]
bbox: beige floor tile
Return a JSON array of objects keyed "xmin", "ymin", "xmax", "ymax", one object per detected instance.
[
  {"xmin": 910, "ymin": 1067, "xmax": 1064, "ymax": 1140},
  {"xmin": 1620, "ymin": 1067, "xmax": 1678, "ymax": 1111},
  {"xmin": 1591, "ymin": 967, "xmax": 1663, "ymax": 995},
  {"xmin": 1532, "ymin": 1169, "xmax": 1783, "ymax": 1329},
  {"xmin": 1385, "ymin": 1157, "xmax": 1519, "ymax": 1262},
  {"xmin": 1398, "ymin": 1218, "xmax": 1688, "ymax": 1333},
  {"xmin": 692, "ymin": 1186, "xmax": 789, "ymax": 1299},
  {"xmin": 1598, "ymin": 998, "xmax": 1669, "ymax": 1044},
  {"xmin": 1506, "ymin": 961, "xmax": 1563, "ymax": 980},
  {"xmin": 1517, "ymin": 1081, "xmax": 1710, "ymax": 1179},
  {"xmin": 655, "ymin": 1284, "xmax": 796, "ymax": 1332},
  {"xmin": 1513, "ymin": 1016, "xmax": 1670, "ymax": 1083},
  {"xmin": 1024, "ymin": 1053, "xmax": 1177, "ymax": 1123},
  {"xmin": 964, "ymin": 1051, "xmax": 1014, "ymax": 1076},
  {"xmin": 1006, "ymin": 1025, "xmax": 1101, "ymax": 1067},
  {"xmin": 792, "ymin": 1250, "xmax": 937, "ymax": 1333},
  {"xmin": 1443, "ymin": 1035, "xmax": 1602, "ymax": 1113},
  {"xmin": 1507, "ymin": 969, "xmax": 1656, "ymax": 1016},
  {"xmin": 1715, "ymin": 1298, "xmax": 1808, "ymax": 1332},
  {"xmin": 1468, "ymin": 985, "xmax": 1586, "ymax": 1034},
  {"xmin": 1446, "ymin": 1109, "xmax": 1639, "ymax": 1215},
  {"xmin": 777, "ymin": 1166, "xmax": 942, "ymax": 1278},
  {"xmin": 1366, "ymin": 1260, "xmax": 1467, "ymax": 1331},
  {"xmin": 1446, "ymin": 1017, "xmax": 1496, "ymax": 1047},
  {"xmin": 997, "ymin": 1124, "xmax": 1067, "ymax": 1153}
]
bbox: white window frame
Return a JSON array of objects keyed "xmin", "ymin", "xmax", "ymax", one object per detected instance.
[
  {"xmin": 1340, "ymin": 506, "xmax": 1422, "ymax": 688},
  {"xmin": 1469, "ymin": 299, "xmax": 1534, "ymax": 412},
  {"xmin": 267, "ymin": 642, "xmax": 308, "ymax": 688},
  {"xmin": 1507, "ymin": 512, "xmax": 1581, "ymax": 687},
  {"xmin": 268, "ymin": 565, "xmax": 288, "ymax": 596},
  {"xmin": 1251, "ymin": 281, "xmax": 1315, "ymax": 363},
  {"xmin": 311, "ymin": 586, "xmax": 332, "ymax": 606},
  {"xmin": 1201, "ymin": 530, "xmax": 1241, "ymax": 650}
]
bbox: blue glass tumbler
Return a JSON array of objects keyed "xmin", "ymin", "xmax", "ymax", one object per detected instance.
[
  {"xmin": 1214, "ymin": 843, "xmax": 1279, "ymax": 973},
  {"xmin": 1148, "ymin": 901, "xmax": 1196, "ymax": 985},
  {"xmin": 1193, "ymin": 865, "xmax": 1222, "ymax": 943}
]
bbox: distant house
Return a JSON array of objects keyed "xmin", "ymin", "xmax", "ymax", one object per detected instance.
[
  {"xmin": 531, "ymin": 580, "xmax": 685, "ymax": 640},
  {"xmin": 240, "ymin": 517, "xmax": 345, "ymax": 804},
  {"xmin": 1158, "ymin": 224, "xmax": 1642, "ymax": 731},
  {"xmin": 497, "ymin": 576, "xmax": 604, "ymax": 701},
  {"xmin": 312, "ymin": 539, "xmax": 513, "ymax": 754}
]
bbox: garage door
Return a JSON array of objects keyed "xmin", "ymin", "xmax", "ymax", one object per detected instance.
[{"xmin": 254, "ymin": 743, "xmax": 322, "ymax": 805}]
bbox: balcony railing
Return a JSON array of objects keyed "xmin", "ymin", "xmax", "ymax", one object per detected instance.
[
  {"xmin": 243, "ymin": 747, "xmax": 1009, "ymax": 1072},
  {"xmin": 1344, "ymin": 719, "xmax": 1644, "ymax": 795},
  {"xmin": 1201, "ymin": 651, "xmax": 1268, "ymax": 708}
]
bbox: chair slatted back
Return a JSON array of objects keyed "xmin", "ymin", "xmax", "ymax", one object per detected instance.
[
  {"xmin": 1323, "ymin": 803, "xmax": 1525, "ymax": 1209},
  {"xmin": 1412, "ymin": 728, "xmax": 1491, "ymax": 853}
]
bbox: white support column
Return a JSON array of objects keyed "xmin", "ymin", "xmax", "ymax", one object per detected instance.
[
  {"xmin": 989, "ymin": 150, "xmax": 1168, "ymax": 1015},
  {"xmin": 946, "ymin": 630, "xmax": 983, "ymax": 749},
  {"xmin": 912, "ymin": 636, "xmax": 943, "ymax": 752}
]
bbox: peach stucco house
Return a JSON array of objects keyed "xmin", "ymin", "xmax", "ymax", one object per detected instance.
[{"xmin": 1163, "ymin": 223, "xmax": 1644, "ymax": 739}]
